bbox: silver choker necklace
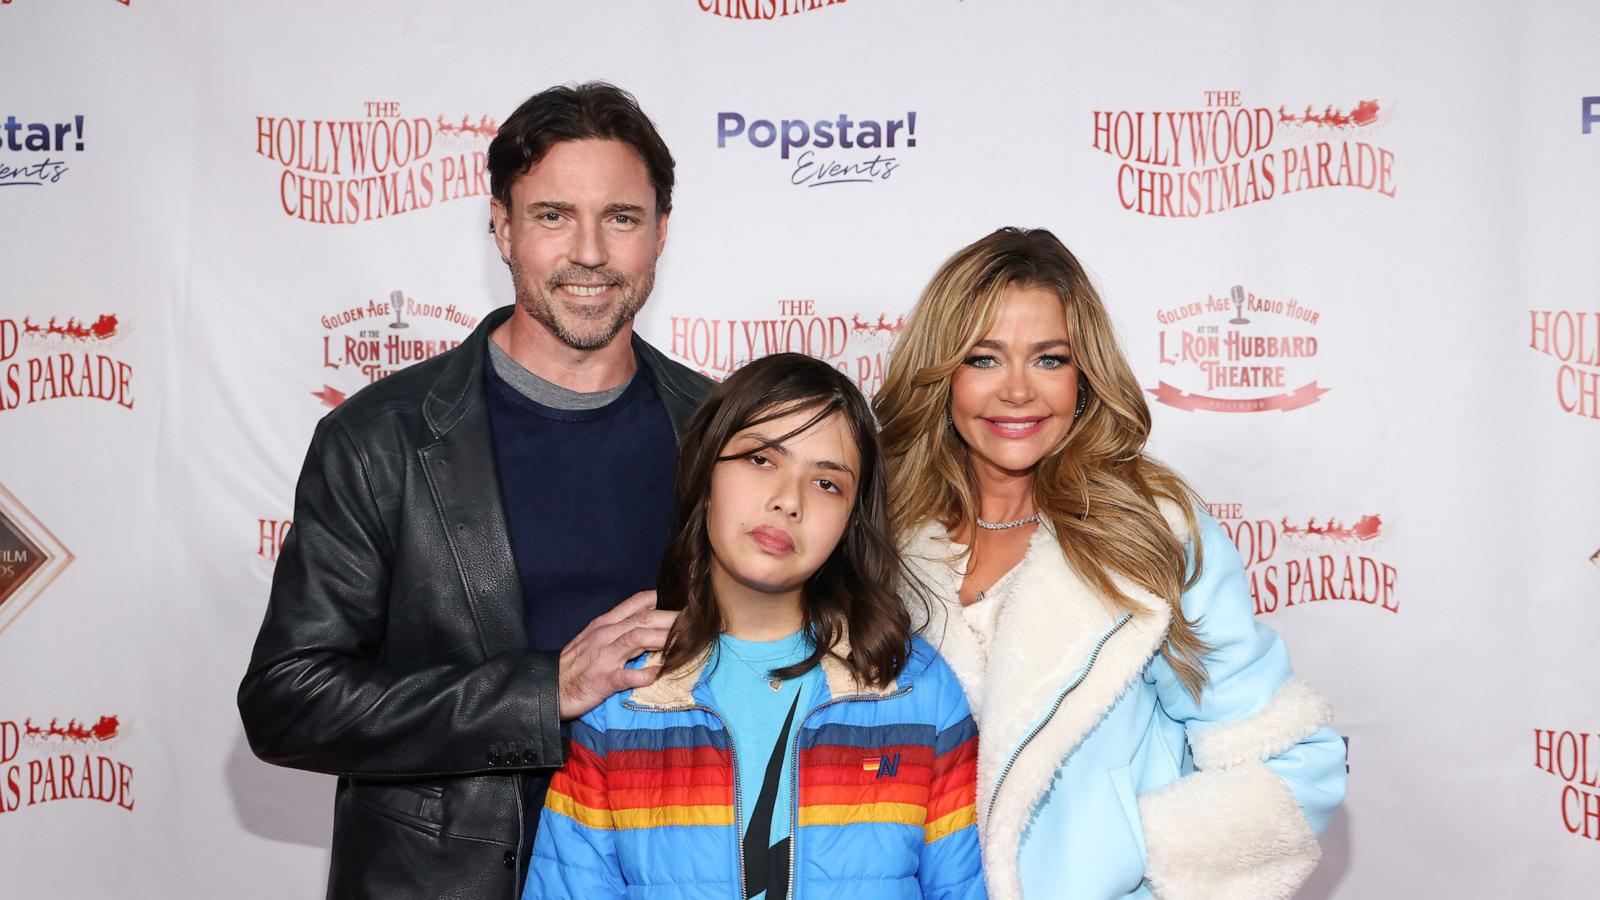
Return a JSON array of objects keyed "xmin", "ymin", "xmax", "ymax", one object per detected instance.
[{"xmin": 976, "ymin": 512, "xmax": 1040, "ymax": 531}]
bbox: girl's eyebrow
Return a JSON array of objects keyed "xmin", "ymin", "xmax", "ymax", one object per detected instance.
[{"xmin": 740, "ymin": 432, "xmax": 857, "ymax": 479}]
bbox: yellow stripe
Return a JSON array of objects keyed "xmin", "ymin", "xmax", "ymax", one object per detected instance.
[
  {"xmin": 922, "ymin": 804, "xmax": 976, "ymax": 844},
  {"xmin": 798, "ymin": 802, "xmax": 926, "ymax": 828},
  {"xmin": 545, "ymin": 791, "xmax": 614, "ymax": 830},
  {"xmin": 611, "ymin": 804, "xmax": 736, "ymax": 830}
]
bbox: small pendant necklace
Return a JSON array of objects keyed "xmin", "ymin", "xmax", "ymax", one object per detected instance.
[
  {"xmin": 721, "ymin": 641, "xmax": 784, "ymax": 691},
  {"xmin": 976, "ymin": 512, "xmax": 1040, "ymax": 531}
]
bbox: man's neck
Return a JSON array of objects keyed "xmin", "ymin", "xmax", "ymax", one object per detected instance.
[{"xmin": 491, "ymin": 309, "xmax": 638, "ymax": 393}]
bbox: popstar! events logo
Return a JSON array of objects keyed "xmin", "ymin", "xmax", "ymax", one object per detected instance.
[
  {"xmin": 313, "ymin": 291, "xmax": 478, "ymax": 408},
  {"xmin": 0, "ymin": 482, "xmax": 73, "ymax": 637},
  {"xmin": 717, "ymin": 111, "xmax": 917, "ymax": 187},
  {"xmin": 1212, "ymin": 502, "xmax": 1398, "ymax": 616},
  {"xmin": 0, "ymin": 314, "xmax": 134, "ymax": 412},
  {"xmin": 1528, "ymin": 310, "xmax": 1599, "ymax": 420},
  {"xmin": 697, "ymin": 0, "xmax": 847, "ymax": 19},
  {"xmin": 255, "ymin": 102, "xmax": 496, "ymax": 225},
  {"xmin": 1534, "ymin": 728, "xmax": 1600, "ymax": 842},
  {"xmin": 668, "ymin": 299, "xmax": 904, "ymax": 396},
  {"xmin": 0, "ymin": 715, "xmax": 134, "ymax": 817},
  {"xmin": 1092, "ymin": 91, "xmax": 1396, "ymax": 217},
  {"xmin": 1147, "ymin": 283, "xmax": 1327, "ymax": 413},
  {"xmin": 0, "ymin": 115, "xmax": 86, "ymax": 188}
]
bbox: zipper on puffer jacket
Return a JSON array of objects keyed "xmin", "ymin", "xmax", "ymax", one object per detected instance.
[
  {"xmin": 785, "ymin": 685, "xmax": 913, "ymax": 900},
  {"xmin": 623, "ymin": 700, "xmax": 748, "ymax": 897},
  {"xmin": 986, "ymin": 613, "xmax": 1132, "ymax": 830}
]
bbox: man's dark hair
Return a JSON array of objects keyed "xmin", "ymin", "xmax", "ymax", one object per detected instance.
[{"xmin": 488, "ymin": 82, "xmax": 676, "ymax": 219}]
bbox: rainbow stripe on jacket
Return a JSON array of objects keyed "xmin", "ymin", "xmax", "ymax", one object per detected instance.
[{"xmin": 525, "ymin": 637, "xmax": 985, "ymax": 900}]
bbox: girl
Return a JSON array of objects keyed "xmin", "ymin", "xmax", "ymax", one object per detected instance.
[
  {"xmin": 874, "ymin": 228, "xmax": 1347, "ymax": 899},
  {"xmin": 524, "ymin": 352, "xmax": 985, "ymax": 900}
]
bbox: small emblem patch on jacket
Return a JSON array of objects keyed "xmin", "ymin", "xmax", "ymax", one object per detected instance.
[{"xmin": 863, "ymin": 752, "xmax": 900, "ymax": 778}]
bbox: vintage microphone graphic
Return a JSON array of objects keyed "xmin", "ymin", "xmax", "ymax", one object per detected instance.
[
  {"xmin": 389, "ymin": 290, "xmax": 409, "ymax": 329},
  {"xmin": 1229, "ymin": 284, "xmax": 1250, "ymax": 324}
]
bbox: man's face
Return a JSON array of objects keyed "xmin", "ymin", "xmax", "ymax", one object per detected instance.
[{"xmin": 491, "ymin": 139, "xmax": 668, "ymax": 350}]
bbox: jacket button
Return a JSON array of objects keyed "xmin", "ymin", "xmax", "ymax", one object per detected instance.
[
  {"xmin": 523, "ymin": 749, "xmax": 536, "ymax": 764},
  {"xmin": 503, "ymin": 849, "xmax": 517, "ymax": 870}
]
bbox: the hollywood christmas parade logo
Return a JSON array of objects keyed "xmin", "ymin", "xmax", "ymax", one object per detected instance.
[
  {"xmin": 1092, "ymin": 91, "xmax": 1396, "ymax": 217},
  {"xmin": 1210, "ymin": 501, "xmax": 1398, "ymax": 616},
  {"xmin": 696, "ymin": 0, "xmax": 850, "ymax": 21},
  {"xmin": 1533, "ymin": 726, "xmax": 1600, "ymax": 842},
  {"xmin": 666, "ymin": 298, "xmax": 905, "ymax": 397},
  {"xmin": 313, "ymin": 290, "xmax": 479, "ymax": 409},
  {"xmin": 0, "ymin": 312, "xmax": 134, "ymax": 412},
  {"xmin": 1147, "ymin": 283, "xmax": 1327, "ymax": 414},
  {"xmin": 256, "ymin": 101, "xmax": 498, "ymax": 224},
  {"xmin": 1527, "ymin": 309, "xmax": 1599, "ymax": 420},
  {"xmin": 0, "ymin": 714, "xmax": 135, "ymax": 817}
]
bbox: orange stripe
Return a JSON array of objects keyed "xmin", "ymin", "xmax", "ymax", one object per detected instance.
[{"xmin": 801, "ymin": 782, "xmax": 930, "ymax": 807}]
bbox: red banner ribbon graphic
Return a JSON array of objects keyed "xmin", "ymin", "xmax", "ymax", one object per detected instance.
[{"xmin": 1146, "ymin": 381, "xmax": 1329, "ymax": 413}]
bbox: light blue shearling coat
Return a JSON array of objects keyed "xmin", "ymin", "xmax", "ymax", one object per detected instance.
[{"xmin": 903, "ymin": 509, "xmax": 1346, "ymax": 900}]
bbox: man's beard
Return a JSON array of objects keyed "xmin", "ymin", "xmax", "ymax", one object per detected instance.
[{"xmin": 510, "ymin": 260, "xmax": 655, "ymax": 351}]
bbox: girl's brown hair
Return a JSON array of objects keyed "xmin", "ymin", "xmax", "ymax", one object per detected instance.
[
  {"xmin": 873, "ymin": 227, "xmax": 1212, "ymax": 698},
  {"xmin": 657, "ymin": 352, "xmax": 917, "ymax": 687}
]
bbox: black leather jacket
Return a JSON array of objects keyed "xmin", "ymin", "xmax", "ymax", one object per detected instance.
[{"xmin": 238, "ymin": 306, "xmax": 710, "ymax": 900}]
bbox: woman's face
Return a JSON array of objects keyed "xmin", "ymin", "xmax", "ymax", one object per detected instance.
[
  {"xmin": 705, "ymin": 407, "xmax": 861, "ymax": 604},
  {"xmin": 949, "ymin": 283, "xmax": 1079, "ymax": 479}
]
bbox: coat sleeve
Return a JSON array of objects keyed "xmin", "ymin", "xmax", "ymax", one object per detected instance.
[
  {"xmin": 1137, "ymin": 512, "xmax": 1347, "ymax": 900},
  {"xmin": 237, "ymin": 414, "xmax": 564, "ymax": 777},
  {"xmin": 523, "ymin": 714, "xmax": 627, "ymax": 900},
  {"xmin": 918, "ymin": 656, "xmax": 987, "ymax": 900}
]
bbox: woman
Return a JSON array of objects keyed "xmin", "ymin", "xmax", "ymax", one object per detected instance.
[
  {"xmin": 525, "ymin": 353, "xmax": 984, "ymax": 900},
  {"xmin": 874, "ymin": 228, "xmax": 1346, "ymax": 900}
]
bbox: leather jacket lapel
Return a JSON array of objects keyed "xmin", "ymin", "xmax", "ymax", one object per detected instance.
[{"xmin": 419, "ymin": 306, "xmax": 526, "ymax": 658}]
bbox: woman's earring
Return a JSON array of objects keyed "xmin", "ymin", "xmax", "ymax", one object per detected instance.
[
  {"xmin": 946, "ymin": 408, "xmax": 956, "ymax": 430},
  {"xmin": 1074, "ymin": 385, "xmax": 1088, "ymax": 420}
]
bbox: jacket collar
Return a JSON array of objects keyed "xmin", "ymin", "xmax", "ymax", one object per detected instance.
[
  {"xmin": 422, "ymin": 305, "xmax": 705, "ymax": 440},
  {"xmin": 901, "ymin": 520, "xmax": 1172, "ymax": 851},
  {"xmin": 628, "ymin": 629, "xmax": 901, "ymax": 711}
]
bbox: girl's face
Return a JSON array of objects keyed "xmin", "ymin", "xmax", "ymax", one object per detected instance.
[{"xmin": 706, "ymin": 407, "xmax": 861, "ymax": 606}]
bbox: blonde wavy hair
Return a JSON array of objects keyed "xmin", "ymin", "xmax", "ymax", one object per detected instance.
[{"xmin": 874, "ymin": 227, "xmax": 1211, "ymax": 698}]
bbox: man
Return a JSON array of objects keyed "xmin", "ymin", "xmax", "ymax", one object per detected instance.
[{"xmin": 239, "ymin": 83, "xmax": 710, "ymax": 900}]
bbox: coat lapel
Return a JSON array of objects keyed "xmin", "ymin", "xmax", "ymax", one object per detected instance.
[
  {"xmin": 902, "ymin": 521, "xmax": 1172, "ymax": 830},
  {"xmin": 418, "ymin": 307, "xmax": 526, "ymax": 659}
]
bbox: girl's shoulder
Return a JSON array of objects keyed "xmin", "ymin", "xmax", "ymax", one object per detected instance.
[{"xmin": 900, "ymin": 636, "xmax": 964, "ymax": 693}]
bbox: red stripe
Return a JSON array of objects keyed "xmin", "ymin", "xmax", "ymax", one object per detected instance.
[
  {"xmin": 608, "ymin": 745, "xmax": 731, "ymax": 772},
  {"xmin": 610, "ymin": 783, "xmax": 734, "ymax": 810}
]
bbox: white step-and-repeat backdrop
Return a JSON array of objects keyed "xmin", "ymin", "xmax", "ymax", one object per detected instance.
[{"xmin": 2, "ymin": 1, "xmax": 1596, "ymax": 896}]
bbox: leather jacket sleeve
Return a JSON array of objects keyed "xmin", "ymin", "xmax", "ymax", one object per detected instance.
[{"xmin": 237, "ymin": 415, "xmax": 564, "ymax": 779}]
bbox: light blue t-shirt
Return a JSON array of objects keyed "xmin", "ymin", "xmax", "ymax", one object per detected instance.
[{"xmin": 706, "ymin": 630, "xmax": 821, "ymax": 900}]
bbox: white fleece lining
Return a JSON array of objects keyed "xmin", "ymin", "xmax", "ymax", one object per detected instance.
[
  {"xmin": 1138, "ymin": 761, "xmax": 1321, "ymax": 900},
  {"xmin": 905, "ymin": 519, "xmax": 1175, "ymax": 900},
  {"xmin": 1190, "ymin": 677, "xmax": 1333, "ymax": 771}
]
